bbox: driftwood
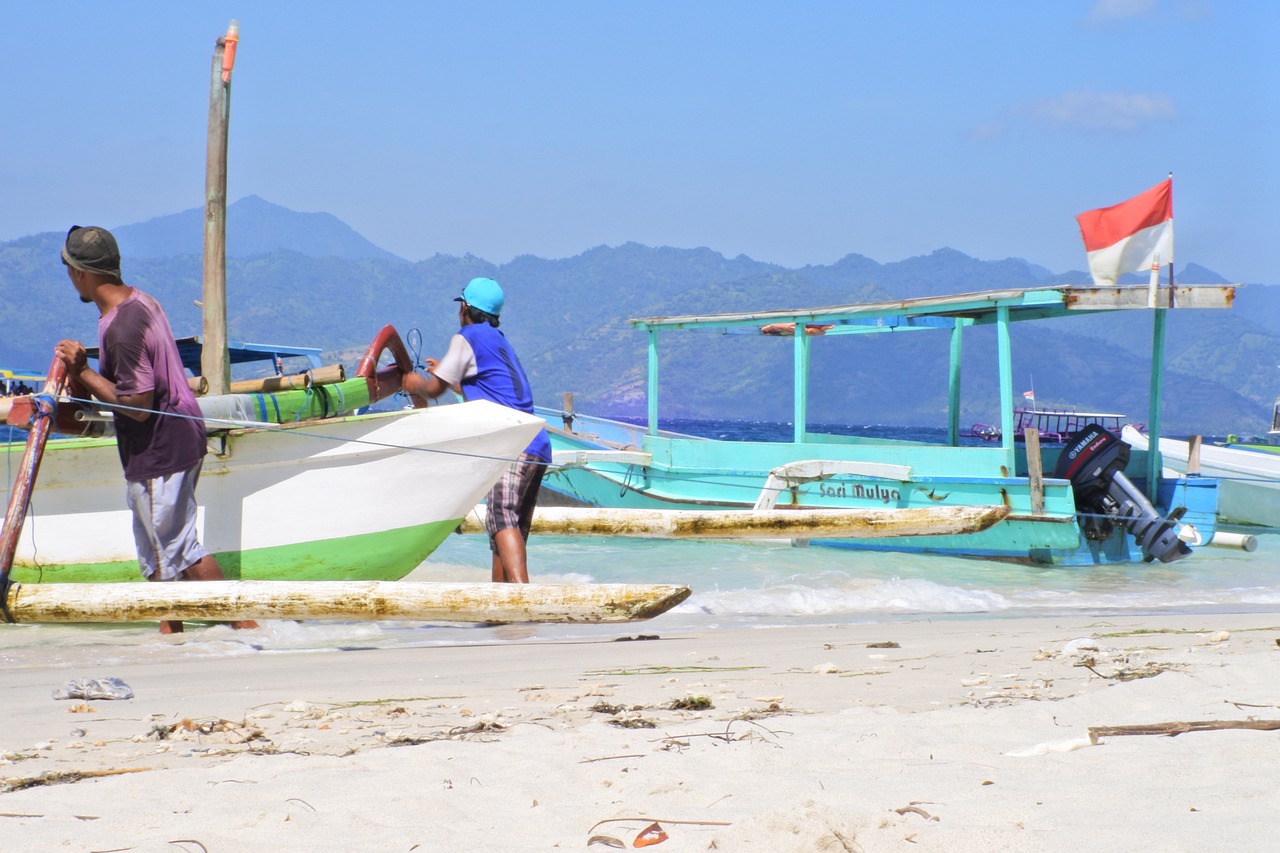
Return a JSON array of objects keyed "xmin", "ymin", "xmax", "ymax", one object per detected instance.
[{"xmin": 1088, "ymin": 719, "xmax": 1280, "ymax": 744}]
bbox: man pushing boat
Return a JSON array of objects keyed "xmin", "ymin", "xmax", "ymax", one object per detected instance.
[
  {"xmin": 402, "ymin": 277, "xmax": 551, "ymax": 583},
  {"xmin": 53, "ymin": 225, "xmax": 257, "ymax": 634}
]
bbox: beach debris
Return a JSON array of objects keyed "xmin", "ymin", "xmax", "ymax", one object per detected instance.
[
  {"xmin": 1005, "ymin": 737, "xmax": 1095, "ymax": 757},
  {"xmin": 668, "ymin": 696, "xmax": 713, "ymax": 711},
  {"xmin": 1061, "ymin": 637, "xmax": 1110, "ymax": 655},
  {"xmin": 587, "ymin": 817, "xmax": 731, "ymax": 849},
  {"xmin": 613, "ymin": 634, "xmax": 660, "ymax": 642},
  {"xmin": 1078, "ymin": 660, "xmax": 1179, "ymax": 682},
  {"xmin": 608, "ymin": 717, "xmax": 656, "ymax": 729},
  {"xmin": 633, "ymin": 821, "xmax": 669, "ymax": 846},
  {"xmin": 866, "ymin": 641, "xmax": 900, "ymax": 648},
  {"xmin": 735, "ymin": 702, "xmax": 787, "ymax": 720},
  {"xmin": 1087, "ymin": 719, "xmax": 1280, "ymax": 744},
  {"xmin": 0, "ymin": 767, "xmax": 149, "ymax": 793},
  {"xmin": 894, "ymin": 804, "xmax": 940, "ymax": 822},
  {"xmin": 51, "ymin": 677, "xmax": 133, "ymax": 701},
  {"xmin": 811, "ymin": 662, "xmax": 841, "ymax": 674}
]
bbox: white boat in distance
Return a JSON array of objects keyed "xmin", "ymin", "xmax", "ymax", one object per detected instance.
[{"xmin": 1121, "ymin": 425, "xmax": 1280, "ymax": 529}]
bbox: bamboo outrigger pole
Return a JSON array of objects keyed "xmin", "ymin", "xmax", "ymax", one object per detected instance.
[
  {"xmin": 0, "ymin": 360, "xmax": 69, "ymax": 618},
  {"xmin": 2, "ymin": 581, "xmax": 692, "ymax": 625},
  {"xmin": 200, "ymin": 20, "xmax": 239, "ymax": 397},
  {"xmin": 460, "ymin": 504, "xmax": 1011, "ymax": 540}
]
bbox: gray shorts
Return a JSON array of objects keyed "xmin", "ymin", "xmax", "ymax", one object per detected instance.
[
  {"xmin": 126, "ymin": 460, "xmax": 210, "ymax": 580},
  {"xmin": 484, "ymin": 453, "xmax": 547, "ymax": 551}
]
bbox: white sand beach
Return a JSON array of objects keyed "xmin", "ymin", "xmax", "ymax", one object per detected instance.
[{"xmin": 3, "ymin": 613, "xmax": 1279, "ymax": 851}]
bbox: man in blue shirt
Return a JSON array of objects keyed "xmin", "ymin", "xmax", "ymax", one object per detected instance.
[{"xmin": 404, "ymin": 277, "xmax": 550, "ymax": 582}]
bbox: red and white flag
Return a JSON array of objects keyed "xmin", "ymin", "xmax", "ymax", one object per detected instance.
[{"xmin": 1075, "ymin": 178, "xmax": 1173, "ymax": 285}]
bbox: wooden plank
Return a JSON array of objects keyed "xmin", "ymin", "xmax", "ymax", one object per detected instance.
[
  {"xmin": 3, "ymin": 581, "xmax": 691, "ymax": 624},
  {"xmin": 1024, "ymin": 428, "xmax": 1045, "ymax": 515},
  {"xmin": 461, "ymin": 504, "xmax": 1010, "ymax": 539},
  {"xmin": 1186, "ymin": 435, "xmax": 1202, "ymax": 475},
  {"xmin": 1063, "ymin": 285, "xmax": 1234, "ymax": 311}
]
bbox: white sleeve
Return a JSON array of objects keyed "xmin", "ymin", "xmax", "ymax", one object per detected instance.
[{"xmin": 431, "ymin": 334, "xmax": 476, "ymax": 387}]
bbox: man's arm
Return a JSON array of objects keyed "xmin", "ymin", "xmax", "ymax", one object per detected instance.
[
  {"xmin": 54, "ymin": 339, "xmax": 155, "ymax": 422},
  {"xmin": 402, "ymin": 335, "xmax": 471, "ymax": 404},
  {"xmin": 401, "ymin": 368, "xmax": 451, "ymax": 402}
]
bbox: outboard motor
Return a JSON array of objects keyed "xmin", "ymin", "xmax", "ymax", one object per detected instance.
[{"xmin": 1054, "ymin": 424, "xmax": 1192, "ymax": 563}]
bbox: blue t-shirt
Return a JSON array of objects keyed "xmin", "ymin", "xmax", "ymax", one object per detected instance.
[{"xmin": 457, "ymin": 324, "xmax": 551, "ymax": 462}]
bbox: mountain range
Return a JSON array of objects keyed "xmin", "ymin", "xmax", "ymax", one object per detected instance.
[{"xmin": 2, "ymin": 196, "xmax": 1276, "ymax": 436}]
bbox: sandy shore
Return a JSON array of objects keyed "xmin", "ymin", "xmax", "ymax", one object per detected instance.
[{"xmin": 3, "ymin": 613, "xmax": 1279, "ymax": 851}]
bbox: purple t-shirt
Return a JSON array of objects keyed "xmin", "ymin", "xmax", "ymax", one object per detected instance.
[{"xmin": 98, "ymin": 290, "xmax": 206, "ymax": 481}]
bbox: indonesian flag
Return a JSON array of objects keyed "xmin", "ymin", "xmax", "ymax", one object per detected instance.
[{"xmin": 1075, "ymin": 178, "xmax": 1173, "ymax": 285}]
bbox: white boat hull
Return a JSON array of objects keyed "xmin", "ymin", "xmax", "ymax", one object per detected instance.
[
  {"xmin": 3, "ymin": 400, "xmax": 543, "ymax": 582},
  {"xmin": 1122, "ymin": 425, "xmax": 1280, "ymax": 528}
]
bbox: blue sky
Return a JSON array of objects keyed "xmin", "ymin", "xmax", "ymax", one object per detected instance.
[{"xmin": 5, "ymin": 1, "xmax": 1276, "ymax": 282}]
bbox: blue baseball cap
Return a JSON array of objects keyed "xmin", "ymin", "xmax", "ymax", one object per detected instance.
[{"xmin": 455, "ymin": 277, "xmax": 504, "ymax": 317}]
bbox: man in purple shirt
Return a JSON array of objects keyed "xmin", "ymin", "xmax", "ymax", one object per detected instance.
[{"xmin": 54, "ymin": 226, "xmax": 256, "ymax": 634}]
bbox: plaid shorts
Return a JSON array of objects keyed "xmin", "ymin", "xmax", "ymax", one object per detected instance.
[
  {"xmin": 125, "ymin": 460, "xmax": 210, "ymax": 580},
  {"xmin": 484, "ymin": 452, "xmax": 547, "ymax": 551}
]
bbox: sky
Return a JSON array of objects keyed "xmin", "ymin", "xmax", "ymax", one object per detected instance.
[{"xmin": 4, "ymin": 1, "xmax": 1277, "ymax": 283}]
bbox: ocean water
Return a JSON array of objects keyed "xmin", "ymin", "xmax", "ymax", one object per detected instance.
[{"xmin": 3, "ymin": 418, "xmax": 1279, "ymax": 666}]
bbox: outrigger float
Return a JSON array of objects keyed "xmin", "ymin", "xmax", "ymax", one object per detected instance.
[
  {"xmin": 539, "ymin": 283, "xmax": 1236, "ymax": 565},
  {"xmin": 1, "ymin": 22, "xmax": 690, "ymax": 626}
]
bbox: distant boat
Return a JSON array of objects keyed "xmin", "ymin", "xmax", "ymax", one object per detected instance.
[
  {"xmin": 538, "ymin": 284, "xmax": 1233, "ymax": 565},
  {"xmin": 968, "ymin": 403, "xmax": 1129, "ymax": 445}
]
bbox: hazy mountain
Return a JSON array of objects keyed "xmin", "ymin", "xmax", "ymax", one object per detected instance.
[
  {"xmin": 113, "ymin": 196, "xmax": 406, "ymax": 263},
  {"xmin": 2, "ymin": 200, "xmax": 1272, "ymax": 436}
]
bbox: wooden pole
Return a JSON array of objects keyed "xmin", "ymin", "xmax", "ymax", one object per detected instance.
[
  {"xmin": 1024, "ymin": 428, "xmax": 1045, "ymax": 515},
  {"xmin": 2, "ymin": 580, "xmax": 691, "ymax": 624},
  {"xmin": 1186, "ymin": 435, "xmax": 1202, "ymax": 475},
  {"xmin": 201, "ymin": 22, "xmax": 237, "ymax": 396},
  {"xmin": 459, "ymin": 504, "xmax": 1010, "ymax": 539},
  {"xmin": 1, "ymin": 359, "xmax": 69, "ymax": 595}
]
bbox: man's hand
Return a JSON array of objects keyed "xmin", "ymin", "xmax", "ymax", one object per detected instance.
[{"xmin": 54, "ymin": 339, "xmax": 88, "ymax": 376}]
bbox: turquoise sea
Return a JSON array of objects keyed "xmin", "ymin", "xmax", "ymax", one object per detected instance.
[{"xmin": 3, "ymin": 419, "xmax": 1279, "ymax": 667}]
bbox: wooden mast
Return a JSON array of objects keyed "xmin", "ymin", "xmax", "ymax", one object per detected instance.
[{"xmin": 201, "ymin": 20, "xmax": 238, "ymax": 396}]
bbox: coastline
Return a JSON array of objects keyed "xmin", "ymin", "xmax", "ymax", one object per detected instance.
[{"xmin": 4, "ymin": 613, "xmax": 1279, "ymax": 851}]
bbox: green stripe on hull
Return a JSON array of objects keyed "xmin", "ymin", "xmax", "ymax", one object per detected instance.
[{"xmin": 8, "ymin": 519, "xmax": 460, "ymax": 584}]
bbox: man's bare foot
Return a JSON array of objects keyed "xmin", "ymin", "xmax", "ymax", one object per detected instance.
[{"xmin": 231, "ymin": 620, "xmax": 259, "ymax": 630}]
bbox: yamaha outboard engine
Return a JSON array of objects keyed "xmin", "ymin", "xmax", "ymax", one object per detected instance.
[{"xmin": 1054, "ymin": 424, "xmax": 1192, "ymax": 563}]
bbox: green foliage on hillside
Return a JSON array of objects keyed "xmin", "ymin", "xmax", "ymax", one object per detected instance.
[{"xmin": 4, "ymin": 226, "xmax": 1274, "ymax": 436}]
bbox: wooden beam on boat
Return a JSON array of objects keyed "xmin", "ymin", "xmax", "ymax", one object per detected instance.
[
  {"xmin": 2, "ymin": 581, "xmax": 691, "ymax": 625},
  {"xmin": 186, "ymin": 364, "xmax": 347, "ymax": 396},
  {"xmin": 461, "ymin": 504, "xmax": 1010, "ymax": 539},
  {"xmin": 552, "ymin": 449, "xmax": 654, "ymax": 468},
  {"xmin": 1063, "ymin": 285, "xmax": 1234, "ymax": 311}
]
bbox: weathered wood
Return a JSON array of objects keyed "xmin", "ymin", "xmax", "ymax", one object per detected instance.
[
  {"xmin": 1024, "ymin": 428, "xmax": 1045, "ymax": 515},
  {"xmin": 1186, "ymin": 435, "xmax": 1202, "ymax": 475},
  {"xmin": 1088, "ymin": 719, "xmax": 1280, "ymax": 745},
  {"xmin": 201, "ymin": 27, "xmax": 233, "ymax": 396},
  {"xmin": 3, "ymin": 581, "xmax": 691, "ymax": 624},
  {"xmin": 2, "ymin": 359, "xmax": 68, "ymax": 583},
  {"xmin": 187, "ymin": 367, "xmax": 348, "ymax": 396},
  {"xmin": 461, "ymin": 504, "xmax": 1010, "ymax": 539}
]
